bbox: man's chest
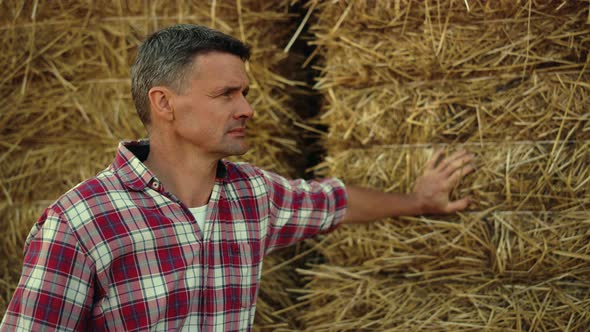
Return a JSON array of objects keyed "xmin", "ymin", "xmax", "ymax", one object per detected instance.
[{"xmin": 84, "ymin": 193, "xmax": 266, "ymax": 330}]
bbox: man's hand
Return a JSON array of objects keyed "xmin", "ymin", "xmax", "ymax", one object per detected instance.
[
  {"xmin": 413, "ymin": 149, "xmax": 476, "ymax": 214},
  {"xmin": 342, "ymin": 149, "xmax": 476, "ymax": 224}
]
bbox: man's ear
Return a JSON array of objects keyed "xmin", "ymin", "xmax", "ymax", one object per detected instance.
[{"xmin": 148, "ymin": 86, "xmax": 175, "ymax": 122}]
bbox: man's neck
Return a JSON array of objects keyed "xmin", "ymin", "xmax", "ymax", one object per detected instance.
[{"xmin": 144, "ymin": 138, "xmax": 219, "ymax": 208}]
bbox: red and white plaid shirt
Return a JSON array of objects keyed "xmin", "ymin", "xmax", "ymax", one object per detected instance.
[{"xmin": 1, "ymin": 141, "xmax": 347, "ymax": 331}]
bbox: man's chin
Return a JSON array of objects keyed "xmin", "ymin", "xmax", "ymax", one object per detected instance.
[{"xmin": 224, "ymin": 144, "xmax": 250, "ymax": 157}]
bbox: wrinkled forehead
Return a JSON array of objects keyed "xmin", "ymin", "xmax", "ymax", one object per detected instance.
[{"xmin": 189, "ymin": 51, "xmax": 249, "ymax": 83}]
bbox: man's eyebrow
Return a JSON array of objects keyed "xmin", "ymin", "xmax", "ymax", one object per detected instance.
[{"xmin": 209, "ymin": 84, "xmax": 250, "ymax": 96}]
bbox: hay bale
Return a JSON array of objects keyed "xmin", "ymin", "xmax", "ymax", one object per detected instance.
[
  {"xmin": 308, "ymin": 0, "xmax": 589, "ymax": 147},
  {"xmin": 295, "ymin": 265, "xmax": 590, "ymax": 331},
  {"xmin": 319, "ymin": 72, "xmax": 590, "ymax": 149},
  {"xmin": 295, "ymin": 0, "xmax": 590, "ymax": 330},
  {"xmin": 306, "ymin": 210, "xmax": 590, "ymax": 284}
]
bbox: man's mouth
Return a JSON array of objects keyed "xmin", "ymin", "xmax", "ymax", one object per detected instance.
[{"xmin": 227, "ymin": 127, "xmax": 246, "ymax": 136}]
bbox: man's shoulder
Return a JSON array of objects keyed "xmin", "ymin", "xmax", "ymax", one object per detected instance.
[
  {"xmin": 26, "ymin": 168, "xmax": 125, "ymax": 256},
  {"xmin": 50, "ymin": 167, "xmax": 124, "ymax": 224}
]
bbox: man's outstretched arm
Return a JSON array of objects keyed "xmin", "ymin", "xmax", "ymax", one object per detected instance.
[{"xmin": 342, "ymin": 149, "xmax": 475, "ymax": 224}]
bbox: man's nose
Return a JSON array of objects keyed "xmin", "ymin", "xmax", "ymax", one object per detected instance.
[{"xmin": 235, "ymin": 96, "xmax": 254, "ymax": 119}]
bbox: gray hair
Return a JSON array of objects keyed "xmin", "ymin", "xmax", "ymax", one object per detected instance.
[{"xmin": 131, "ymin": 24, "xmax": 251, "ymax": 127}]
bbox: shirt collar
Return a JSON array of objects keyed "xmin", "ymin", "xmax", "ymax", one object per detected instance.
[{"xmin": 112, "ymin": 139, "xmax": 227, "ymax": 191}]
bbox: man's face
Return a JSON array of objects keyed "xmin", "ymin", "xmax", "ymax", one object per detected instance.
[{"xmin": 170, "ymin": 51, "xmax": 253, "ymax": 158}]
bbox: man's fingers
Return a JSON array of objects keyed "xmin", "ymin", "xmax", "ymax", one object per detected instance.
[
  {"xmin": 448, "ymin": 163, "xmax": 476, "ymax": 185},
  {"xmin": 425, "ymin": 148, "xmax": 445, "ymax": 170},
  {"xmin": 445, "ymin": 197, "xmax": 471, "ymax": 213},
  {"xmin": 442, "ymin": 152, "xmax": 475, "ymax": 176},
  {"xmin": 435, "ymin": 149, "xmax": 468, "ymax": 172}
]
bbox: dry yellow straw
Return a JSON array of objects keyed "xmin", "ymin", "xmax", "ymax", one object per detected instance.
[{"xmin": 294, "ymin": 0, "xmax": 590, "ymax": 330}]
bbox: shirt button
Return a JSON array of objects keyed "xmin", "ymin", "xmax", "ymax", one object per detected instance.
[{"xmin": 152, "ymin": 181, "xmax": 160, "ymax": 189}]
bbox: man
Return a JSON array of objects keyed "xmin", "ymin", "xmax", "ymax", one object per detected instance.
[{"xmin": 0, "ymin": 24, "xmax": 474, "ymax": 331}]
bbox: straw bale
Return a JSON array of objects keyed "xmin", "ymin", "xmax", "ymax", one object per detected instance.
[
  {"xmin": 311, "ymin": 0, "xmax": 588, "ymax": 85},
  {"xmin": 306, "ymin": 210, "xmax": 590, "ymax": 284},
  {"xmin": 254, "ymin": 244, "xmax": 313, "ymax": 331},
  {"xmin": 295, "ymin": 265, "xmax": 590, "ymax": 331},
  {"xmin": 306, "ymin": 213, "xmax": 493, "ymax": 280},
  {"xmin": 488, "ymin": 211, "xmax": 590, "ymax": 282},
  {"xmin": 307, "ymin": 0, "xmax": 590, "ymax": 147},
  {"xmin": 0, "ymin": 82, "xmax": 141, "ymax": 194},
  {"xmin": 318, "ymin": 72, "xmax": 590, "ymax": 148},
  {"xmin": 292, "ymin": 0, "xmax": 590, "ymax": 329},
  {"xmin": 305, "ymin": 109, "xmax": 590, "ymax": 326}
]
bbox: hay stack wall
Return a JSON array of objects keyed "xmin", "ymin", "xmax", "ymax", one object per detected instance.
[
  {"xmin": 298, "ymin": 1, "xmax": 590, "ymax": 330},
  {"xmin": 0, "ymin": 1, "xmax": 308, "ymax": 329}
]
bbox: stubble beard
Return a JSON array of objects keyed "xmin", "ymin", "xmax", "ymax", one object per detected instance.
[{"xmin": 219, "ymin": 138, "xmax": 250, "ymax": 157}]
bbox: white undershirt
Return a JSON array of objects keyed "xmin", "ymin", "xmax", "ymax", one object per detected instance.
[{"xmin": 188, "ymin": 205, "xmax": 207, "ymax": 232}]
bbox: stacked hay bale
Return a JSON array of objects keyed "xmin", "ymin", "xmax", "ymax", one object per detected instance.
[
  {"xmin": 0, "ymin": 1, "xmax": 308, "ymax": 329},
  {"xmin": 298, "ymin": 0, "xmax": 590, "ymax": 330}
]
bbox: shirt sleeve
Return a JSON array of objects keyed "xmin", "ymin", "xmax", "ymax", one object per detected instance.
[
  {"xmin": 0, "ymin": 208, "xmax": 95, "ymax": 332},
  {"xmin": 259, "ymin": 169, "xmax": 348, "ymax": 254}
]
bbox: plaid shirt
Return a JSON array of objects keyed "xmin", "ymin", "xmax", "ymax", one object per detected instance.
[{"xmin": 1, "ymin": 141, "xmax": 347, "ymax": 331}]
